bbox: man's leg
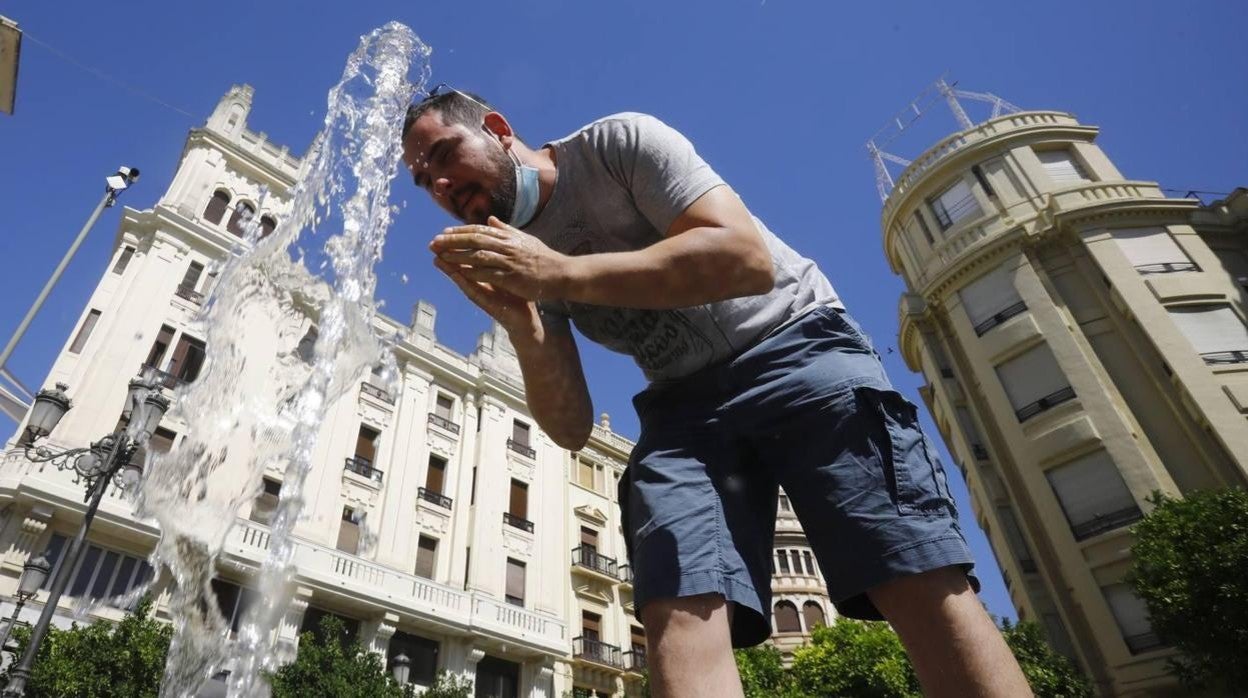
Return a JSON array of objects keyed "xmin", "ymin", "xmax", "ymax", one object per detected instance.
[
  {"xmin": 868, "ymin": 565, "xmax": 1031, "ymax": 698},
  {"xmin": 641, "ymin": 593, "xmax": 743, "ymax": 698}
]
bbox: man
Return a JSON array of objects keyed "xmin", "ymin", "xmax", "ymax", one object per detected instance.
[{"xmin": 403, "ymin": 86, "xmax": 1030, "ymax": 697}]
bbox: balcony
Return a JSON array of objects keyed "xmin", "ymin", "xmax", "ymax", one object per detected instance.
[
  {"xmin": 1071, "ymin": 506, "xmax": 1141, "ymax": 542},
  {"xmin": 1015, "ymin": 386, "xmax": 1076, "ymax": 422},
  {"xmin": 1124, "ymin": 631, "xmax": 1166, "ymax": 655},
  {"xmin": 573, "ymin": 636, "xmax": 623, "ymax": 670},
  {"xmin": 503, "ymin": 512, "xmax": 534, "ymax": 533},
  {"xmin": 1020, "ymin": 558, "xmax": 1038, "ymax": 574},
  {"xmin": 141, "ymin": 363, "xmax": 182, "ymax": 390},
  {"xmin": 618, "ymin": 565, "xmax": 633, "ymax": 586},
  {"xmin": 971, "ymin": 443, "xmax": 990, "ymax": 461},
  {"xmin": 623, "ymin": 648, "xmax": 647, "ymax": 673},
  {"xmin": 417, "ymin": 487, "xmax": 452, "ymax": 509},
  {"xmin": 360, "ymin": 382, "xmax": 395, "ymax": 405},
  {"xmin": 174, "ymin": 284, "xmax": 204, "ymax": 305},
  {"xmin": 571, "ymin": 546, "xmax": 619, "ymax": 580},
  {"xmin": 427, "ymin": 412, "xmax": 460, "ymax": 435},
  {"xmin": 507, "ymin": 438, "xmax": 536, "ymax": 459},
  {"xmin": 1202, "ymin": 350, "xmax": 1248, "ymax": 365},
  {"xmin": 973, "ymin": 300, "xmax": 1028, "ymax": 336},
  {"xmin": 1135, "ymin": 262, "xmax": 1198, "ymax": 275},
  {"xmin": 343, "ymin": 456, "xmax": 384, "ymax": 484}
]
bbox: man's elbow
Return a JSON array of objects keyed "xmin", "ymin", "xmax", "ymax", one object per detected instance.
[
  {"xmin": 739, "ymin": 246, "xmax": 775, "ymax": 296},
  {"xmin": 552, "ymin": 423, "xmax": 593, "ymax": 452}
]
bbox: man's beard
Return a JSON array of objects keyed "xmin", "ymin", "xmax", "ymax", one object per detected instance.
[{"xmin": 485, "ymin": 146, "xmax": 517, "ymax": 224}]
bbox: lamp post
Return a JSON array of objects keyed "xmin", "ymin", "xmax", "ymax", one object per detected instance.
[
  {"xmin": 0, "ymin": 555, "xmax": 50, "ymax": 654},
  {"xmin": 391, "ymin": 652, "xmax": 411, "ymax": 686},
  {"xmin": 0, "ymin": 166, "xmax": 139, "ymax": 378},
  {"xmin": 2, "ymin": 372, "xmax": 165, "ymax": 697}
]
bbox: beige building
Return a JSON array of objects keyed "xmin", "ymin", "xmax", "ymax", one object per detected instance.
[
  {"xmin": 879, "ymin": 108, "xmax": 1248, "ymax": 696},
  {"xmin": 0, "ymin": 84, "xmax": 837, "ymax": 697}
]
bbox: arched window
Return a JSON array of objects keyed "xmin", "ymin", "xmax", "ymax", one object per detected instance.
[
  {"xmin": 774, "ymin": 601, "xmax": 801, "ymax": 633},
  {"xmin": 204, "ymin": 190, "xmax": 231, "ymax": 225},
  {"xmin": 802, "ymin": 601, "xmax": 826, "ymax": 630},
  {"xmin": 260, "ymin": 215, "xmax": 277, "ymax": 239},
  {"xmin": 227, "ymin": 201, "xmax": 256, "ymax": 237}
]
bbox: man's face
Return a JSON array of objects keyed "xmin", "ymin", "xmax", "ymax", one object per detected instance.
[{"xmin": 402, "ymin": 110, "xmax": 515, "ymax": 225}]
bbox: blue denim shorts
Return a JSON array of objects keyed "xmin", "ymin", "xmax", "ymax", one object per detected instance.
[{"xmin": 619, "ymin": 305, "xmax": 978, "ymax": 647}]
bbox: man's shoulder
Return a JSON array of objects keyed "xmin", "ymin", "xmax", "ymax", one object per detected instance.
[{"xmin": 550, "ymin": 112, "xmax": 671, "ymax": 148}]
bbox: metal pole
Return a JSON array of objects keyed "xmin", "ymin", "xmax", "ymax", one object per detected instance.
[
  {"xmin": 0, "ymin": 190, "xmax": 113, "ymax": 372},
  {"xmin": 2, "ymin": 435, "xmax": 123, "ymax": 697},
  {"xmin": 0, "ymin": 597, "xmax": 26, "ymax": 654}
]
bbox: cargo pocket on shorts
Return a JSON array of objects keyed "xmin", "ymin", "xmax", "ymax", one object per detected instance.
[{"xmin": 855, "ymin": 386, "xmax": 952, "ymax": 517}]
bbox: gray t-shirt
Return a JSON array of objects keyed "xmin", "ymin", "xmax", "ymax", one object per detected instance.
[{"xmin": 527, "ymin": 113, "xmax": 841, "ymax": 383}]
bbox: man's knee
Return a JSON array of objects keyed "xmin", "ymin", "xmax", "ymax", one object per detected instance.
[
  {"xmin": 866, "ymin": 565, "xmax": 977, "ymax": 622},
  {"xmin": 640, "ymin": 593, "xmax": 732, "ymax": 645}
]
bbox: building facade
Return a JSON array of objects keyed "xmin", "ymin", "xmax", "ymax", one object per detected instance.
[
  {"xmin": 880, "ymin": 109, "xmax": 1248, "ymax": 696},
  {"xmin": 0, "ymin": 85, "xmax": 836, "ymax": 696}
]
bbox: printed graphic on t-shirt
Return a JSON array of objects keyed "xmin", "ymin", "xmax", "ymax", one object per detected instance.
[{"xmin": 568, "ymin": 304, "xmax": 716, "ymax": 373}]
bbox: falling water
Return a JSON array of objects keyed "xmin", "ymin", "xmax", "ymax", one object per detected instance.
[{"xmin": 131, "ymin": 22, "xmax": 431, "ymax": 697}]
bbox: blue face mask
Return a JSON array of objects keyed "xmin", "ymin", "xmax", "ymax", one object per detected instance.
[{"xmin": 507, "ymin": 149, "xmax": 541, "ymax": 229}]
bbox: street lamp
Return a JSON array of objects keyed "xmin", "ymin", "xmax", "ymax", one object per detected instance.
[
  {"xmin": 0, "ymin": 556, "xmax": 50, "ymax": 654},
  {"xmin": 391, "ymin": 652, "xmax": 411, "ymax": 685},
  {"xmin": 2, "ymin": 372, "xmax": 166, "ymax": 697}
]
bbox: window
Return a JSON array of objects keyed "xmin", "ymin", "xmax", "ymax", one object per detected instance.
[
  {"xmin": 355, "ymin": 425, "xmax": 380, "ymax": 463},
  {"xmin": 959, "ymin": 264, "xmax": 1025, "ymax": 335},
  {"xmin": 299, "ymin": 607, "xmax": 359, "ymax": 646},
  {"xmin": 425, "ymin": 455, "xmax": 446, "ymax": 494},
  {"xmin": 1110, "ymin": 227, "xmax": 1197, "ymax": 274},
  {"xmin": 227, "ymin": 201, "xmax": 255, "ymax": 237},
  {"xmin": 509, "ymin": 479, "xmax": 528, "ymax": 520},
  {"xmin": 1035, "ymin": 149, "xmax": 1090, "ymax": 186},
  {"xmin": 1046, "ymin": 451, "xmax": 1140, "ymax": 541},
  {"xmin": 1102, "ymin": 584, "xmax": 1163, "ymax": 654},
  {"xmin": 168, "ymin": 333, "xmax": 207, "ymax": 384},
  {"xmin": 929, "ymin": 178, "xmax": 982, "ymax": 230},
  {"xmin": 435, "ymin": 394, "xmax": 454, "ymax": 420},
  {"xmin": 112, "ymin": 246, "xmax": 135, "ymax": 274},
  {"xmin": 581, "ymin": 611, "xmax": 601, "ymax": 642},
  {"xmin": 512, "ymin": 419, "xmax": 530, "ymax": 447},
  {"xmin": 995, "ymin": 344, "xmax": 1075, "ymax": 421},
  {"xmin": 790, "ymin": 550, "xmax": 802, "ymax": 574},
  {"xmin": 149, "ymin": 426, "xmax": 177, "ymax": 454},
  {"xmin": 971, "ymin": 163, "xmax": 996, "ymax": 197},
  {"xmin": 475, "ymin": 656, "xmax": 520, "ymax": 698},
  {"xmin": 470, "ymin": 466, "xmax": 477, "ymax": 505},
  {"xmin": 68, "ymin": 309, "xmax": 102, "ymax": 354},
  {"xmin": 211, "ymin": 578, "xmax": 255, "ymax": 637},
  {"xmin": 577, "ymin": 457, "xmax": 596, "ymax": 491},
  {"xmin": 41, "ymin": 534, "xmax": 152, "ymax": 606},
  {"xmin": 774, "ymin": 601, "xmax": 801, "ymax": 633},
  {"xmin": 259, "ymin": 215, "xmax": 277, "ymax": 239},
  {"xmin": 337, "ymin": 507, "xmax": 360, "ymax": 555},
  {"xmin": 146, "ymin": 325, "xmax": 175, "ymax": 369},
  {"xmin": 997, "ymin": 506, "xmax": 1035, "ymax": 570},
  {"xmin": 414, "ymin": 535, "xmax": 437, "ymax": 579},
  {"xmin": 802, "ymin": 551, "xmax": 816, "ymax": 576},
  {"xmin": 505, "ymin": 558, "xmax": 525, "ymax": 606},
  {"xmin": 251, "ymin": 478, "xmax": 281, "ymax": 525},
  {"xmin": 388, "ymin": 631, "xmax": 438, "ymax": 686},
  {"xmin": 802, "ymin": 601, "xmax": 826, "ymax": 630},
  {"xmin": 778, "ymin": 494, "xmax": 791, "ymax": 512},
  {"xmin": 631, "ymin": 625, "xmax": 646, "ymax": 655},
  {"xmin": 580, "ymin": 526, "xmax": 599, "ymax": 552},
  {"xmin": 204, "ymin": 190, "xmax": 231, "ymax": 225},
  {"xmin": 180, "ymin": 261, "xmax": 205, "ymax": 291},
  {"xmin": 776, "ymin": 550, "xmax": 790, "ymax": 575},
  {"xmin": 1169, "ymin": 305, "xmax": 1248, "ymax": 364},
  {"xmin": 913, "ymin": 210, "xmax": 935, "ymax": 245}
]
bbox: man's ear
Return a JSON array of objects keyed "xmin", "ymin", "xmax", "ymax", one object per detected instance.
[{"xmin": 482, "ymin": 111, "xmax": 516, "ymax": 148}]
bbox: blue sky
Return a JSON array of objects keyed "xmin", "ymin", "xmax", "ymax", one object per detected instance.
[{"xmin": 1, "ymin": 1, "xmax": 1244, "ymax": 622}]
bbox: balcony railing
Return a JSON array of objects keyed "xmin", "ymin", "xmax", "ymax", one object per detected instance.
[
  {"xmin": 1071, "ymin": 506, "xmax": 1141, "ymax": 541},
  {"xmin": 507, "ymin": 438, "xmax": 536, "ymax": 459},
  {"xmin": 971, "ymin": 443, "xmax": 990, "ymax": 461},
  {"xmin": 623, "ymin": 648, "xmax": 647, "ymax": 673},
  {"xmin": 1015, "ymin": 386, "xmax": 1076, "ymax": 422},
  {"xmin": 344, "ymin": 456, "xmax": 384, "ymax": 484},
  {"xmin": 503, "ymin": 512, "xmax": 534, "ymax": 533},
  {"xmin": 1202, "ymin": 350, "xmax": 1248, "ymax": 365},
  {"xmin": 618, "ymin": 565, "xmax": 633, "ymax": 585},
  {"xmin": 418, "ymin": 487, "xmax": 452, "ymax": 509},
  {"xmin": 973, "ymin": 300, "xmax": 1028, "ymax": 336},
  {"xmin": 1124, "ymin": 631, "xmax": 1165, "ymax": 654},
  {"xmin": 141, "ymin": 363, "xmax": 183, "ymax": 390},
  {"xmin": 174, "ymin": 284, "xmax": 204, "ymax": 305},
  {"xmin": 360, "ymin": 382, "xmax": 395, "ymax": 404},
  {"xmin": 1135, "ymin": 262, "xmax": 1198, "ymax": 275},
  {"xmin": 571, "ymin": 546, "xmax": 619, "ymax": 579},
  {"xmin": 427, "ymin": 412, "xmax": 460, "ymax": 435},
  {"xmin": 573, "ymin": 636, "xmax": 623, "ymax": 669}
]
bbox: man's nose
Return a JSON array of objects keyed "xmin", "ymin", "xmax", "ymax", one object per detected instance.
[{"xmin": 432, "ymin": 177, "xmax": 452, "ymax": 198}]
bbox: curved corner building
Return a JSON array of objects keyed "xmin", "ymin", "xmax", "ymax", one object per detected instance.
[{"xmin": 880, "ymin": 110, "xmax": 1248, "ymax": 696}]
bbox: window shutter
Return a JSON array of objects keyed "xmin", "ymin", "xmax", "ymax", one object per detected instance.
[
  {"xmin": 1110, "ymin": 227, "xmax": 1192, "ymax": 270},
  {"xmin": 425, "ymin": 456, "xmax": 446, "ymax": 494},
  {"xmin": 1045, "ymin": 451, "xmax": 1138, "ymax": 530},
  {"xmin": 509, "ymin": 479, "xmax": 528, "ymax": 519},
  {"xmin": 581, "ymin": 612, "xmax": 601, "ymax": 640},
  {"xmin": 414, "ymin": 535, "xmax": 437, "ymax": 579},
  {"xmin": 580, "ymin": 526, "xmax": 599, "ymax": 550},
  {"xmin": 995, "ymin": 344, "xmax": 1069, "ymax": 411},
  {"xmin": 355, "ymin": 426, "xmax": 379, "ymax": 463},
  {"xmin": 505, "ymin": 559, "xmax": 525, "ymax": 604},
  {"xmin": 1036, "ymin": 150, "xmax": 1089, "ymax": 185},
  {"xmin": 577, "ymin": 458, "xmax": 595, "ymax": 489},
  {"xmin": 204, "ymin": 190, "xmax": 231, "ymax": 224},
  {"xmin": 774, "ymin": 602, "xmax": 801, "ymax": 633},
  {"xmin": 512, "ymin": 420, "xmax": 530, "ymax": 446},
  {"xmin": 1103, "ymin": 583, "xmax": 1153, "ymax": 639},
  {"xmin": 802, "ymin": 601, "xmax": 826, "ymax": 629},
  {"xmin": 776, "ymin": 550, "xmax": 790, "ymax": 574},
  {"xmin": 1169, "ymin": 305, "xmax": 1248, "ymax": 356},
  {"xmin": 337, "ymin": 508, "xmax": 360, "ymax": 555},
  {"xmin": 435, "ymin": 394, "xmax": 453, "ymax": 419},
  {"xmin": 112, "ymin": 246, "xmax": 135, "ymax": 274},
  {"xmin": 181, "ymin": 261, "xmax": 205, "ymax": 290},
  {"xmin": 959, "ymin": 265, "xmax": 1022, "ymax": 328},
  {"xmin": 69, "ymin": 310, "xmax": 102, "ymax": 354},
  {"xmin": 146, "ymin": 325, "xmax": 175, "ymax": 368},
  {"xmin": 997, "ymin": 507, "xmax": 1033, "ymax": 564},
  {"xmin": 930, "ymin": 178, "xmax": 982, "ymax": 229}
]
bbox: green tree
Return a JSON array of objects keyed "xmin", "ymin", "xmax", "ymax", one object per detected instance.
[
  {"xmin": 1000, "ymin": 620, "xmax": 1092, "ymax": 698},
  {"xmin": 734, "ymin": 643, "xmax": 803, "ymax": 697},
  {"xmin": 266, "ymin": 615, "xmax": 408, "ymax": 698},
  {"xmin": 790, "ymin": 621, "xmax": 920, "ymax": 698},
  {"xmin": 0, "ymin": 596, "xmax": 172, "ymax": 698},
  {"xmin": 1129, "ymin": 489, "xmax": 1248, "ymax": 695},
  {"xmin": 420, "ymin": 671, "xmax": 473, "ymax": 698}
]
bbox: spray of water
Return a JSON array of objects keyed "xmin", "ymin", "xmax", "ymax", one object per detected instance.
[{"xmin": 131, "ymin": 22, "xmax": 431, "ymax": 696}]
